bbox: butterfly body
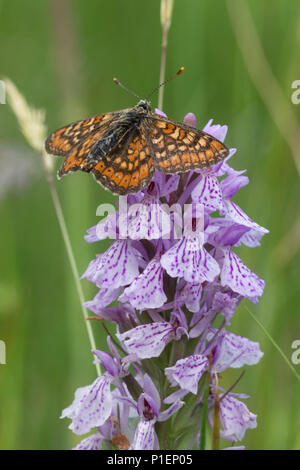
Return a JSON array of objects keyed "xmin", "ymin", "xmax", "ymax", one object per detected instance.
[
  {"xmin": 86, "ymin": 101, "xmax": 150, "ymax": 166},
  {"xmin": 45, "ymin": 99, "xmax": 229, "ymax": 195}
]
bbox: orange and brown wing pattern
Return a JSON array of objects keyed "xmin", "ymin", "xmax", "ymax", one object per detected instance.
[
  {"xmin": 45, "ymin": 113, "xmax": 115, "ymax": 156},
  {"xmin": 146, "ymin": 116, "xmax": 229, "ymax": 174},
  {"xmin": 45, "ymin": 113, "xmax": 116, "ymax": 177},
  {"xmin": 57, "ymin": 127, "xmax": 114, "ymax": 178},
  {"xmin": 91, "ymin": 129, "xmax": 154, "ymax": 195}
]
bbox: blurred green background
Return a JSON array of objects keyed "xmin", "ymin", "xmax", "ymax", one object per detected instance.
[{"xmin": 0, "ymin": 0, "xmax": 300, "ymax": 450}]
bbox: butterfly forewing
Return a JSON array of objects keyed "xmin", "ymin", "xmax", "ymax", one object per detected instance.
[
  {"xmin": 45, "ymin": 113, "xmax": 115, "ymax": 157},
  {"xmin": 45, "ymin": 112, "xmax": 120, "ymax": 177},
  {"xmin": 145, "ymin": 114, "xmax": 228, "ymax": 174}
]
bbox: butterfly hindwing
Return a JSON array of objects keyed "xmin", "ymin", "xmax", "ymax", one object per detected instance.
[
  {"xmin": 145, "ymin": 114, "xmax": 228, "ymax": 174},
  {"xmin": 91, "ymin": 128, "xmax": 154, "ymax": 195}
]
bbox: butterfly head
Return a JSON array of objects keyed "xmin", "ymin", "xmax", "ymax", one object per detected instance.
[{"xmin": 136, "ymin": 99, "xmax": 152, "ymax": 113}]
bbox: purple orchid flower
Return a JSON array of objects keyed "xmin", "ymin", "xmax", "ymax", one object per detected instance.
[
  {"xmin": 130, "ymin": 374, "xmax": 184, "ymax": 450},
  {"xmin": 61, "ymin": 111, "xmax": 268, "ymax": 450},
  {"xmin": 117, "ymin": 309, "xmax": 188, "ymax": 360},
  {"xmin": 209, "ymin": 391, "xmax": 257, "ymax": 443},
  {"xmin": 60, "ymin": 375, "xmax": 114, "ymax": 435}
]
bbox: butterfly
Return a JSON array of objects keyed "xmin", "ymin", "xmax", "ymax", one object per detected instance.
[{"xmin": 45, "ymin": 99, "xmax": 229, "ymax": 195}]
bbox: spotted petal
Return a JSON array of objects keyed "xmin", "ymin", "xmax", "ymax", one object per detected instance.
[
  {"xmin": 191, "ymin": 174, "xmax": 223, "ymax": 212},
  {"xmin": 208, "ymin": 329, "xmax": 264, "ymax": 371},
  {"xmin": 183, "ymin": 282, "xmax": 203, "ymax": 313},
  {"xmin": 220, "ymin": 171, "xmax": 249, "ymax": 199},
  {"xmin": 237, "ymin": 229, "xmax": 266, "ymax": 248},
  {"xmin": 120, "ymin": 258, "xmax": 167, "ymax": 310},
  {"xmin": 128, "ymin": 196, "xmax": 171, "ymax": 240},
  {"xmin": 165, "ymin": 355, "xmax": 208, "ymax": 394},
  {"xmin": 83, "ymin": 286, "xmax": 120, "ymax": 312},
  {"xmin": 81, "ymin": 240, "xmax": 139, "ymax": 289},
  {"xmin": 130, "ymin": 420, "xmax": 157, "ymax": 450},
  {"xmin": 220, "ymin": 248, "xmax": 265, "ymax": 299},
  {"xmin": 161, "ymin": 237, "xmax": 220, "ymax": 284},
  {"xmin": 211, "ymin": 290, "xmax": 242, "ymax": 325},
  {"xmin": 118, "ymin": 322, "xmax": 175, "ymax": 359},
  {"xmin": 223, "ymin": 200, "xmax": 268, "ymax": 235},
  {"xmin": 73, "ymin": 433, "xmax": 103, "ymax": 450},
  {"xmin": 84, "ymin": 213, "xmax": 117, "ymax": 242},
  {"xmin": 61, "ymin": 375, "xmax": 113, "ymax": 435},
  {"xmin": 219, "ymin": 395, "xmax": 257, "ymax": 442}
]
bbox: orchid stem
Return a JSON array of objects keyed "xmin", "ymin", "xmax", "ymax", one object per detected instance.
[{"xmin": 212, "ymin": 373, "xmax": 220, "ymax": 450}]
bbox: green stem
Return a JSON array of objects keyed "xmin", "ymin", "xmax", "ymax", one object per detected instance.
[
  {"xmin": 158, "ymin": 0, "xmax": 174, "ymax": 109},
  {"xmin": 199, "ymin": 372, "xmax": 210, "ymax": 450},
  {"xmin": 211, "ymin": 373, "xmax": 220, "ymax": 450},
  {"xmin": 244, "ymin": 303, "xmax": 300, "ymax": 382},
  {"xmin": 41, "ymin": 152, "xmax": 101, "ymax": 377},
  {"xmin": 158, "ymin": 22, "xmax": 168, "ymax": 110}
]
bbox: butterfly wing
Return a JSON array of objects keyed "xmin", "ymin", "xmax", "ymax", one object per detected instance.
[
  {"xmin": 45, "ymin": 106, "xmax": 229, "ymax": 194},
  {"xmin": 45, "ymin": 112, "xmax": 116, "ymax": 176},
  {"xmin": 90, "ymin": 127, "xmax": 154, "ymax": 195},
  {"xmin": 144, "ymin": 113, "xmax": 229, "ymax": 173}
]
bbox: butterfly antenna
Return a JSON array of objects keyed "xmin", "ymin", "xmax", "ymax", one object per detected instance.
[
  {"xmin": 113, "ymin": 78, "xmax": 141, "ymax": 100},
  {"xmin": 146, "ymin": 66, "xmax": 184, "ymax": 100}
]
